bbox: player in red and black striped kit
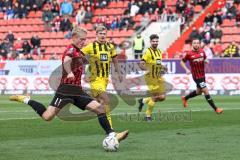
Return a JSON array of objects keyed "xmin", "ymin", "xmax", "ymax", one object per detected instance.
[
  {"xmin": 9, "ymin": 27, "xmax": 128, "ymax": 143},
  {"xmin": 180, "ymin": 38, "xmax": 223, "ymax": 114}
]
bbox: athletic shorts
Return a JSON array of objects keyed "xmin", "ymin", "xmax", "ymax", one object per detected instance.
[
  {"xmin": 134, "ymin": 50, "xmax": 143, "ymax": 54},
  {"xmin": 145, "ymin": 75, "xmax": 166, "ymax": 94},
  {"xmin": 90, "ymin": 77, "xmax": 109, "ymax": 97},
  {"xmin": 50, "ymin": 84, "xmax": 94, "ymax": 110},
  {"xmin": 194, "ymin": 77, "xmax": 207, "ymax": 89}
]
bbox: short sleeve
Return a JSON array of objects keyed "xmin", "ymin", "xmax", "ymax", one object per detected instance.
[
  {"xmin": 64, "ymin": 46, "xmax": 75, "ymax": 57},
  {"xmin": 141, "ymin": 50, "xmax": 150, "ymax": 62}
]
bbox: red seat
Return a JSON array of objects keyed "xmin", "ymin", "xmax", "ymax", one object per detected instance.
[
  {"xmin": 232, "ymin": 35, "xmax": 240, "ymax": 42},
  {"xmin": 124, "ymin": 30, "xmax": 134, "ymax": 37},
  {"xmin": 94, "ymin": 9, "xmax": 107, "ymax": 16},
  {"xmin": 91, "ymin": 16, "xmax": 98, "ymax": 23},
  {"xmin": 0, "ymin": 20, "xmax": 6, "ymax": 26},
  {"xmin": 116, "ymin": 1, "xmax": 124, "ymax": 8},
  {"xmin": 112, "ymin": 9, "xmax": 124, "ymax": 15},
  {"xmin": 85, "ymin": 23, "xmax": 93, "ymax": 30},
  {"xmin": 107, "ymin": 31, "xmax": 113, "ymax": 37},
  {"xmin": 111, "ymin": 30, "xmax": 121, "ymax": 37},
  {"xmin": 123, "ymin": 1, "xmax": 129, "ymax": 8},
  {"xmin": 39, "ymin": 32, "xmax": 50, "ymax": 39},
  {"xmin": 19, "ymin": 18, "xmax": 28, "ymax": 25},
  {"xmin": 45, "ymin": 47, "xmax": 53, "ymax": 53},
  {"xmin": 0, "ymin": 33, "xmax": 5, "ymax": 39},
  {"xmin": 222, "ymin": 35, "xmax": 234, "ymax": 43},
  {"xmin": 22, "ymin": 32, "xmax": 32, "ymax": 39},
  {"xmin": 55, "ymin": 32, "xmax": 64, "ymax": 39},
  {"xmin": 48, "ymin": 32, "xmax": 58, "ymax": 39},
  {"xmin": 73, "ymin": 3, "xmax": 79, "ymax": 10},
  {"xmin": 42, "ymin": 40, "xmax": 50, "ymax": 46},
  {"xmin": 0, "ymin": 12, "xmax": 4, "ymax": 19},
  {"xmin": 32, "ymin": 18, "xmax": 44, "ymax": 25},
  {"xmin": 28, "ymin": 11, "xmax": 42, "ymax": 18},
  {"xmin": 108, "ymin": 1, "xmax": 117, "ymax": 8},
  {"xmin": 222, "ymin": 19, "xmax": 235, "ymax": 27},
  {"xmin": 87, "ymin": 31, "xmax": 95, "ymax": 38},
  {"xmin": 165, "ymin": 0, "xmax": 177, "ymax": 6}
]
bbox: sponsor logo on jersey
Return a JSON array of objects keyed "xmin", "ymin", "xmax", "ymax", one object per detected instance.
[{"xmin": 100, "ymin": 54, "xmax": 108, "ymax": 61}]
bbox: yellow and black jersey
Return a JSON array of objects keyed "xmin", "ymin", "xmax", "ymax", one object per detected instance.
[
  {"xmin": 82, "ymin": 41, "xmax": 117, "ymax": 78},
  {"xmin": 141, "ymin": 47, "xmax": 163, "ymax": 78}
]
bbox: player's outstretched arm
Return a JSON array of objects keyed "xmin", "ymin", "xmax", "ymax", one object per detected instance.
[
  {"xmin": 180, "ymin": 60, "xmax": 191, "ymax": 75},
  {"xmin": 113, "ymin": 57, "xmax": 123, "ymax": 82}
]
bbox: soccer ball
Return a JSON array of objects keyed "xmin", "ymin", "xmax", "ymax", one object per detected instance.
[{"xmin": 102, "ymin": 136, "xmax": 119, "ymax": 152}]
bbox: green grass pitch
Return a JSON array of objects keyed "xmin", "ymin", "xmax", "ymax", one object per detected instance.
[{"xmin": 0, "ymin": 95, "xmax": 240, "ymax": 160}]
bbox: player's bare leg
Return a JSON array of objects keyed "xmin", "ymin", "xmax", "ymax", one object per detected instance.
[
  {"xmin": 201, "ymin": 88, "xmax": 223, "ymax": 114},
  {"xmin": 9, "ymin": 95, "xmax": 70, "ymax": 121},
  {"xmin": 42, "ymin": 106, "xmax": 60, "ymax": 121},
  {"xmin": 86, "ymin": 100, "xmax": 129, "ymax": 142}
]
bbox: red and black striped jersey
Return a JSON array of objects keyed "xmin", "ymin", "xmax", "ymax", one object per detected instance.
[
  {"xmin": 182, "ymin": 49, "xmax": 207, "ymax": 80},
  {"xmin": 61, "ymin": 44, "xmax": 84, "ymax": 86}
]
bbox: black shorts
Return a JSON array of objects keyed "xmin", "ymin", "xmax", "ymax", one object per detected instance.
[
  {"xmin": 194, "ymin": 77, "xmax": 207, "ymax": 89},
  {"xmin": 50, "ymin": 84, "xmax": 94, "ymax": 110},
  {"xmin": 134, "ymin": 50, "xmax": 143, "ymax": 54}
]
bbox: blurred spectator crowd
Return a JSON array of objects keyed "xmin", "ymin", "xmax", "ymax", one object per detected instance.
[
  {"xmin": 187, "ymin": 0, "xmax": 240, "ymax": 58},
  {"xmin": 0, "ymin": 30, "xmax": 42, "ymax": 60},
  {"xmin": 0, "ymin": 0, "xmax": 239, "ymax": 60}
]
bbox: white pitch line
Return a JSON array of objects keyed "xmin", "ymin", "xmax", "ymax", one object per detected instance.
[
  {"xmin": 0, "ymin": 107, "xmax": 240, "ymax": 121},
  {"xmin": 0, "ymin": 110, "xmax": 33, "ymax": 113},
  {"xmin": 0, "ymin": 117, "xmax": 40, "ymax": 121},
  {"xmin": 1, "ymin": 107, "xmax": 239, "ymax": 114}
]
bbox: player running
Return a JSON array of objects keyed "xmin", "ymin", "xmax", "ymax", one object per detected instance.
[
  {"xmin": 180, "ymin": 38, "xmax": 223, "ymax": 114},
  {"xmin": 81, "ymin": 25, "xmax": 122, "ymax": 128},
  {"xmin": 138, "ymin": 34, "xmax": 167, "ymax": 121},
  {"xmin": 9, "ymin": 27, "xmax": 128, "ymax": 143}
]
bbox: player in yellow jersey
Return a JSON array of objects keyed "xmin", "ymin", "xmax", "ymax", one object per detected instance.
[
  {"xmin": 138, "ymin": 34, "xmax": 167, "ymax": 122},
  {"xmin": 81, "ymin": 25, "xmax": 122, "ymax": 128}
]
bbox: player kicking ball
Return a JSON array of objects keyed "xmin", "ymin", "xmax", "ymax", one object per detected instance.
[
  {"xmin": 180, "ymin": 38, "xmax": 223, "ymax": 114},
  {"xmin": 9, "ymin": 27, "xmax": 128, "ymax": 145}
]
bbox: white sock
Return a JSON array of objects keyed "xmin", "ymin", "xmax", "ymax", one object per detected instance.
[
  {"xmin": 109, "ymin": 132, "xmax": 116, "ymax": 137},
  {"xmin": 23, "ymin": 97, "xmax": 30, "ymax": 104}
]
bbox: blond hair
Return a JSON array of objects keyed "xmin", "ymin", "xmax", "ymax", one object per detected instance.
[
  {"xmin": 96, "ymin": 25, "xmax": 107, "ymax": 33},
  {"xmin": 72, "ymin": 26, "xmax": 88, "ymax": 37}
]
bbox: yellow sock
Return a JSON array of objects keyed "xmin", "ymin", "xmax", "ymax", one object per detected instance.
[
  {"xmin": 145, "ymin": 98, "xmax": 155, "ymax": 117},
  {"xmin": 105, "ymin": 105, "xmax": 113, "ymax": 128},
  {"xmin": 143, "ymin": 97, "xmax": 151, "ymax": 104}
]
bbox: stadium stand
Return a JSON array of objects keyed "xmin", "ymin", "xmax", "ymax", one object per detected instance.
[
  {"xmin": 0, "ymin": 0, "xmax": 229, "ymax": 60},
  {"xmin": 180, "ymin": 0, "xmax": 240, "ymax": 58}
]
